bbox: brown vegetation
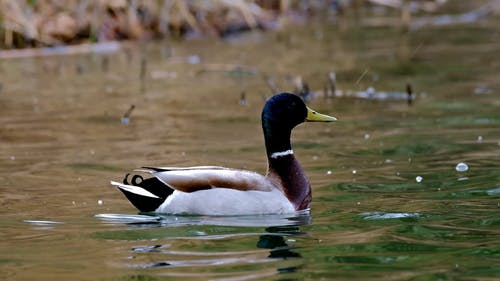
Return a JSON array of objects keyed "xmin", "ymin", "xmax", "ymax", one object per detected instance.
[{"xmin": 1, "ymin": 0, "xmax": 496, "ymax": 49}]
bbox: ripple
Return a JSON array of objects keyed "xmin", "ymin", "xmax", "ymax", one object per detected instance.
[
  {"xmin": 23, "ymin": 220, "xmax": 64, "ymax": 225},
  {"xmin": 362, "ymin": 212, "xmax": 421, "ymax": 220},
  {"xmin": 95, "ymin": 213, "xmax": 161, "ymax": 224},
  {"xmin": 486, "ymin": 187, "xmax": 500, "ymax": 196},
  {"xmin": 135, "ymin": 255, "xmax": 278, "ymax": 269},
  {"xmin": 95, "ymin": 212, "xmax": 311, "ymax": 228}
]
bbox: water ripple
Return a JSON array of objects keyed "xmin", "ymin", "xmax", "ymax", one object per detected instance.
[
  {"xmin": 95, "ymin": 212, "xmax": 311, "ymax": 228},
  {"xmin": 362, "ymin": 212, "xmax": 421, "ymax": 220}
]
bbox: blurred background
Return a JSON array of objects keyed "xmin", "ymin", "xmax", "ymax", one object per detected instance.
[
  {"xmin": 1, "ymin": 0, "xmax": 498, "ymax": 47},
  {"xmin": 1, "ymin": 1, "xmax": 499, "ymax": 281}
]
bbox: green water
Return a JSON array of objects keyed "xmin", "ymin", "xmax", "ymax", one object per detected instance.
[{"xmin": 1, "ymin": 8, "xmax": 499, "ymax": 281}]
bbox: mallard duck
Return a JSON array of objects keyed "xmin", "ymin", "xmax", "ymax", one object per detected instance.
[{"xmin": 111, "ymin": 93, "xmax": 336, "ymax": 215}]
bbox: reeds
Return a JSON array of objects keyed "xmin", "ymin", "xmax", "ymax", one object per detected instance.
[
  {"xmin": 2, "ymin": 0, "xmax": 489, "ymax": 49},
  {"xmin": 0, "ymin": 0, "xmax": 293, "ymax": 48}
]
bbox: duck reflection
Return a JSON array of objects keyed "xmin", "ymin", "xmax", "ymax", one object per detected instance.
[
  {"xmin": 96, "ymin": 212, "xmax": 310, "ymax": 273},
  {"xmin": 258, "ymin": 226, "xmax": 303, "ymax": 259}
]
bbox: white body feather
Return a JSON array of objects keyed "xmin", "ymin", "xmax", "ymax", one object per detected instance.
[
  {"xmin": 112, "ymin": 167, "xmax": 296, "ymax": 215},
  {"xmin": 157, "ymin": 188, "xmax": 295, "ymax": 216}
]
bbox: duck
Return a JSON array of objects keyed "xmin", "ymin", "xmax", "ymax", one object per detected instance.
[{"xmin": 111, "ymin": 93, "xmax": 336, "ymax": 215}]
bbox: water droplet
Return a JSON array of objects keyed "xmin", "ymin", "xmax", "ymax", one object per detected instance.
[
  {"xmin": 416, "ymin": 176, "xmax": 423, "ymax": 183},
  {"xmin": 98, "ymin": 199, "xmax": 103, "ymax": 206},
  {"xmin": 455, "ymin": 162, "xmax": 469, "ymax": 172},
  {"xmin": 326, "ymin": 170, "xmax": 332, "ymax": 175}
]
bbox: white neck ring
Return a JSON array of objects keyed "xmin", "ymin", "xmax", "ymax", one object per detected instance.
[{"xmin": 270, "ymin": 149, "xmax": 294, "ymax": 159}]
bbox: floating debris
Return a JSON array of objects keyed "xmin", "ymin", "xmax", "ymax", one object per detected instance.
[
  {"xmin": 293, "ymin": 76, "xmax": 313, "ymax": 103},
  {"xmin": 477, "ymin": 136, "xmax": 484, "ymax": 142},
  {"xmin": 239, "ymin": 91, "xmax": 248, "ymax": 106},
  {"xmin": 356, "ymin": 69, "xmax": 369, "ymax": 84},
  {"xmin": 197, "ymin": 64, "xmax": 258, "ymax": 77},
  {"xmin": 327, "ymin": 170, "xmax": 332, "ymax": 175},
  {"xmin": 98, "ymin": 199, "xmax": 103, "ymax": 206},
  {"xmin": 416, "ymin": 176, "xmax": 423, "ymax": 183},
  {"xmin": 411, "ymin": 3, "xmax": 497, "ymax": 31},
  {"xmin": 324, "ymin": 71, "xmax": 336, "ymax": 99},
  {"xmin": 334, "ymin": 86, "xmax": 416, "ymax": 101},
  {"xmin": 406, "ymin": 83, "xmax": 413, "ymax": 105},
  {"xmin": 320, "ymin": 72, "xmax": 417, "ymax": 102},
  {"xmin": 121, "ymin": 105, "xmax": 136, "ymax": 125},
  {"xmin": 455, "ymin": 162, "xmax": 469, "ymax": 172},
  {"xmin": 140, "ymin": 54, "xmax": 147, "ymax": 94}
]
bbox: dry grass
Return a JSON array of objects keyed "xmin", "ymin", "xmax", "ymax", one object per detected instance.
[{"xmin": 1, "ymin": 0, "xmax": 484, "ymax": 49}]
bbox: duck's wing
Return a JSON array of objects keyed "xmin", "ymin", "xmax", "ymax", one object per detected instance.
[{"xmin": 140, "ymin": 166, "xmax": 275, "ymax": 193}]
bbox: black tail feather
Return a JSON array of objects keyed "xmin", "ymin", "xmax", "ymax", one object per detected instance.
[{"xmin": 118, "ymin": 173, "xmax": 174, "ymax": 212}]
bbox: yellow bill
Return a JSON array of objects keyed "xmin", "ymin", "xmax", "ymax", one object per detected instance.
[{"xmin": 306, "ymin": 106, "xmax": 337, "ymax": 122}]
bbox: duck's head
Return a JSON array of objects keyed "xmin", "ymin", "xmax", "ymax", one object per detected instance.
[
  {"xmin": 262, "ymin": 93, "xmax": 336, "ymax": 130},
  {"xmin": 262, "ymin": 93, "xmax": 336, "ymax": 157}
]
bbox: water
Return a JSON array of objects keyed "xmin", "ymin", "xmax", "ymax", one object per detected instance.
[{"xmin": 1, "ymin": 11, "xmax": 500, "ymax": 281}]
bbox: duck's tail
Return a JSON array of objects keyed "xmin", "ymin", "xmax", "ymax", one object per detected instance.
[{"xmin": 111, "ymin": 173, "xmax": 173, "ymax": 212}]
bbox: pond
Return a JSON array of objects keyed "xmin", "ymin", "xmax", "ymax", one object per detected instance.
[{"xmin": 1, "ymin": 14, "xmax": 499, "ymax": 281}]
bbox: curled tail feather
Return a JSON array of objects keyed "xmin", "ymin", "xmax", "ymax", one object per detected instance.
[{"xmin": 111, "ymin": 173, "xmax": 173, "ymax": 212}]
